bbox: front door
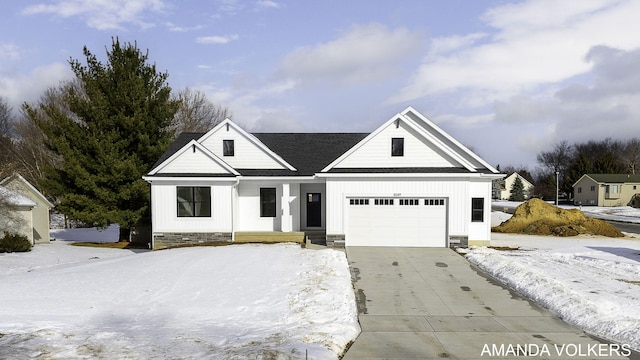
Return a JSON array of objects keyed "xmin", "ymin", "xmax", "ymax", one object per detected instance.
[{"xmin": 306, "ymin": 193, "xmax": 322, "ymax": 227}]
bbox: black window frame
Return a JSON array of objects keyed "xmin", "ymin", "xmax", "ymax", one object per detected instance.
[
  {"xmin": 223, "ymin": 139, "xmax": 234, "ymax": 156},
  {"xmin": 391, "ymin": 138, "xmax": 404, "ymax": 157},
  {"xmin": 260, "ymin": 187, "xmax": 277, "ymax": 217},
  {"xmin": 177, "ymin": 186, "xmax": 211, "ymax": 217},
  {"xmin": 471, "ymin": 197, "xmax": 484, "ymax": 222}
]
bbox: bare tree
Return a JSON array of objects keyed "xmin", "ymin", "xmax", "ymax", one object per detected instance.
[
  {"xmin": 171, "ymin": 87, "xmax": 230, "ymax": 136},
  {"xmin": 622, "ymin": 138, "xmax": 640, "ymax": 174},
  {"xmin": 0, "ymin": 97, "xmax": 17, "ymax": 180},
  {"xmin": 537, "ymin": 140, "xmax": 573, "ymax": 174}
]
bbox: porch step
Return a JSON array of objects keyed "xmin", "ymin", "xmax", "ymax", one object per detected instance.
[
  {"xmin": 304, "ymin": 231, "xmax": 327, "ymax": 246},
  {"xmin": 234, "ymin": 231, "xmax": 304, "ymax": 244}
]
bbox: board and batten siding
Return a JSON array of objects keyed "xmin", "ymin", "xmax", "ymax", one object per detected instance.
[
  {"xmin": 236, "ymin": 181, "xmax": 300, "ymax": 231},
  {"xmin": 199, "ymin": 127, "xmax": 287, "ymax": 170},
  {"xmin": 467, "ymin": 179, "xmax": 493, "ymax": 241},
  {"xmin": 333, "ymin": 121, "xmax": 458, "ymax": 169},
  {"xmin": 150, "ymin": 182, "xmax": 234, "ymax": 233},
  {"xmin": 325, "ymin": 176, "xmax": 493, "ymax": 241}
]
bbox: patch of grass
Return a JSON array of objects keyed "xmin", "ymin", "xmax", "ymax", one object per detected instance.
[{"xmin": 489, "ymin": 246, "xmax": 520, "ymax": 251}]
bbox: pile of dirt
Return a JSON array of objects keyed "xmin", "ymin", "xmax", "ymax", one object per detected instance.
[{"xmin": 493, "ymin": 198, "xmax": 624, "ymax": 237}]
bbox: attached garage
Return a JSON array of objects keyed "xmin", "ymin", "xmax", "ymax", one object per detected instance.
[{"xmin": 345, "ymin": 197, "xmax": 448, "ymax": 247}]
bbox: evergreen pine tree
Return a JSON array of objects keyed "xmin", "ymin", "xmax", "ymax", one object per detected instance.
[
  {"xmin": 509, "ymin": 176, "xmax": 526, "ymax": 201},
  {"xmin": 25, "ymin": 39, "xmax": 180, "ymax": 241}
]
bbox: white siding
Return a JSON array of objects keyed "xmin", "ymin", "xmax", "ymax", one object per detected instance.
[
  {"xmin": 157, "ymin": 146, "xmax": 232, "ymax": 174},
  {"xmin": 468, "ymin": 179, "xmax": 492, "ymax": 241},
  {"xmin": 200, "ymin": 127, "xmax": 287, "ymax": 169},
  {"xmin": 326, "ymin": 176, "xmax": 493, "ymax": 241},
  {"xmin": 403, "ymin": 110, "xmax": 487, "ymax": 169},
  {"xmin": 334, "ymin": 121, "xmax": 458, "ymax": 169},
  {"xmin": 150, "ymin": 181, "xmax": 234, "ymax": 233}
]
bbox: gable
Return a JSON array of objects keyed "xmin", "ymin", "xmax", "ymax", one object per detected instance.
[
  {"xmin": 328, "ymin": 119, "xmax": 459, "ymax": 169},
  {"xmin": 0, "ymin": 174, "xmax": 53, "ymax": 208},
  {"xmin": 149, "ymin": 140, "xmax": 238, "ymax": 176},
  {"xmin": 198, "ymin": 120, "xmax": 295, "ymax": 171},
  {"xmin": 505, "ymin": 173, "xmax": 533, "ymax": 188},
  {"xmin": 323, "ymin": 107, "xmax": 498, "ymax": 174}
]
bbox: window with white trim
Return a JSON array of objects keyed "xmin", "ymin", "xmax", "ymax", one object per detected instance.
[
  {"xmin": 471, "ymin": 197, "xmax": 484, "ymax": 222},
  {"xmin": 391, "ymin": 138, "xmax": 404, "ymax": 156}
]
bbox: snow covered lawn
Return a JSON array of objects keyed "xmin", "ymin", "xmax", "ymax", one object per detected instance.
[
  {"xmin": 463, "ymin": 208, "xmax": 640, "ymax": 352},
  {"xmin": 0, "ymin": 239, "xmax": 360, "ymax": 359}
]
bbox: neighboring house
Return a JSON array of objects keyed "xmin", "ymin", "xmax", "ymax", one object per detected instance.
[
  {"xmin": 494, "ymin": 172, "xmax": 534, "ymax": 200},
  {"xmin": 143, "ymin": 106, "xmax": 502, "ymax": 249},
  {"xmin": 573, "ymin": 174, "xmax": 640, "ymax": 207},
  {"xmin": 0, "ymin": 174, "xmax": 54, "ymax": 244},
  {"xmin": 0, "ymin": 185, "xmax": 37, "ymax": 244}
]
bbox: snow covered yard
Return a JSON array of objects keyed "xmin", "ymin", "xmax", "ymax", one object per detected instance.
[
  {"xmin": 0, "ymin": 238, "xmax": 360, "ymax": 359},
  {"xmin": 463, "ymin": 208, "xmax": 640, "ymax": 352}
]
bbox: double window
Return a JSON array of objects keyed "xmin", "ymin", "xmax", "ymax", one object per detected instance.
[
  {"xmin": 260, "ymin": 188, "xmax": 277, "ymax": 217},
  {"xmin": 177, "ymin": 186, "xmax": 211, "ymax": 217}
]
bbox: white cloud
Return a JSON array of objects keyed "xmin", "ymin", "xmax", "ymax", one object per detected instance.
[
  {"xmin": 22, "ymin": 0, "xmax": 165, "ymax": 30},
  {"xmin": 389, "ymin": 0, "xmax": 640, "ymax": 106},
  {"xmin": 0, "ymin": 62, "xmax": 73, "ymax": 110},
  {"xmin": 196, "ymin": 79, "xmax": 299, "ymax": 131},
  {"xmin": 256, "ymin": 0, "xmax": 280, "ymax": 9},
  {"xmin": 277, "ymin": 23, "xmax": 423, "ymax": 87},
  {"xmin": 494, "ymin": 46, "xmax": 640, "ymax": 147},
  {"xmin": 0, "ymin": 43, "xmax": 21, "ymax": 61},
  {"xmin": 196, "ymin": 35, "xmax": 239, "ymax": 45},
  {"xmin": 165, "ymin": 22, "xmax": 203, "ymax": 32}
]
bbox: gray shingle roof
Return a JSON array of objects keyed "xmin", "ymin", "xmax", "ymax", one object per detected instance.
[
  {"xmin": 586, "ymin": 174, "xmax": 640, "ymax": 183},
  {"xmin": 149, "ymin": 132, "xmax": 368, "ymax": 177},
  {"xmin": 149, "ymin": 131, "xmax": 492, "ymax": 177}
]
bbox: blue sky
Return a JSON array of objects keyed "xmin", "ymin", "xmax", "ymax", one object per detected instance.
[{"xmin": 2, "ymin": 0, "xmax": 640, "ymax": 169}]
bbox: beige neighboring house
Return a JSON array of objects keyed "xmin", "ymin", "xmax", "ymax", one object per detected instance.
[
  {"xmin": 495, "ymin": 172, "xmax": 534, "ymax": 200},
  {"xmin": 573, "ymin": 174, "xmax": 640, "ymax": 207},
  {"xmin": 0, "ymin": 174, "xmax": 54, "ymax": 244}
]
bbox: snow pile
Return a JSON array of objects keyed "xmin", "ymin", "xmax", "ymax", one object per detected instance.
[
  {"xmin": 465, "ymin": 235, "xmax": 640, "ymax": 351},
  {"xmin": 493, "ymin": 198, "xmax": 623, "ymax": 237},
  {"xmin": 0, "ymin": 242, "xmax": 360, "ymax": 359}
]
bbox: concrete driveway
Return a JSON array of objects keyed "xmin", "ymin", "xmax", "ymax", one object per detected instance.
[{"xmin": 343, "ymin": 247, "xmax": 633, "ymax": 360}]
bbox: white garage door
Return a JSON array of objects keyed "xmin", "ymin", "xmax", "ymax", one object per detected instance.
[{"xmin": 346, "ymin": 197, "xmax": 447, "ymax": 247}]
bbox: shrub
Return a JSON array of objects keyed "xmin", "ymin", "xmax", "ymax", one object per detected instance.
[{"xmin": 0, "ymin": 232, "xmax": 32, "ymax": 253}]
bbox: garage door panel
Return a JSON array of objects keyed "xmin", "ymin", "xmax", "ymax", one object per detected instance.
[{"xmin": 346, "ymin": 197, "xmax": 447, "ymax": 247}]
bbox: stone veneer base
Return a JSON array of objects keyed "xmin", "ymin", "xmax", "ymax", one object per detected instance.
[{"xmin": 153, "ymin": 232, "xmax": 232, "ymax": 249}]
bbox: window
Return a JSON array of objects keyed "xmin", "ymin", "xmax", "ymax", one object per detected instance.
[
  {"xmin": 260, "ymin": 188, "xmax": 277, "ymax": 217},
  {"xmin": 223, "ymin": 140, "xmax": 234, "ymax": 156},
  {"xmin": 349, "ymin": 198, "xmax": 370, "ymax": 205},
  {"xmin": 391, "ymin": 138, "xmax": 404, "ymax": 156},
  {"xmin": 399, "ymin": 198, "xmax": 419, "ymax": 205},
  {"xmin": 471, "ymin": 197, "xmax": 484, "ymax": 222},
  {"xmin": 590, "ymin": 185, "xmax": 596, "ymax": 192},
  {"xmin": 374, "ymin": 199, "xmax": 394, "ymax": 205},
  {"xmin": 177, "ymin": 186, "xmax": 211, "ymax": 217},
  {"xmin": 578, "ymin": 187, "xmax": 582, "ymax": 193}
]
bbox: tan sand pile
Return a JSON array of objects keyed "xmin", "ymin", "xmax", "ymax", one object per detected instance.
[{"xmin": 493, "ymin": 198, "xmax": 624, "ymax": 237}]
